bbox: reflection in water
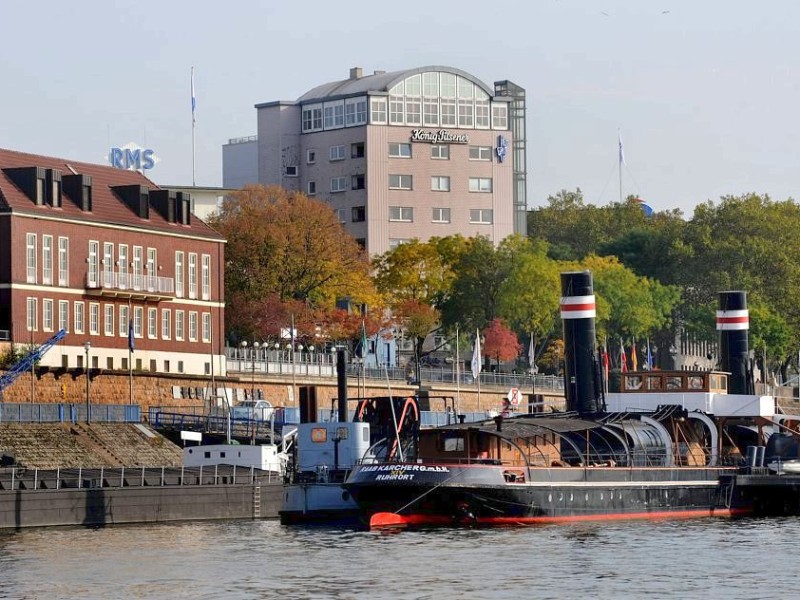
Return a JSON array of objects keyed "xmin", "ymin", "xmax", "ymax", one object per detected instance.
[{"xmin": 0, "ymin": 518, "xmax": 794, "ymax": 599}]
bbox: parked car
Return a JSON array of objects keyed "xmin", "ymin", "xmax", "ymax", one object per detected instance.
[{"xmin": 232, "ymin": 400, "xmax": 274, "ymax": 422}]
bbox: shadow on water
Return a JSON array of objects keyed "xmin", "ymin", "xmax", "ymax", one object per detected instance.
[{"xmin": 82, "ymin": 487, "xmax": 106, "ymax": 529}]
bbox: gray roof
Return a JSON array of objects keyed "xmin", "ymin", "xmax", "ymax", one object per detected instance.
[{"xmin": 296, "ymin": 65, "xmax": 496, "ymax": 104}]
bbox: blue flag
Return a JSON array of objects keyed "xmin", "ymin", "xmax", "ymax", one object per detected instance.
[{"xmin": 128, "ymin": 318, "xmax": 135, "ymax": 353}]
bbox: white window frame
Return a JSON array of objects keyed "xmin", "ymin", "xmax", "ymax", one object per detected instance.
[
  {"xmin": 148, "ymin": 307, "xmax": 157, "ymax": 339},
  {"xmin": 329, "ymin": 145, "xmax": 345, "ymax": 161},
  {"xmin": 389, "ymin": 174, "xmax": 413, "ymax": 190},
  {"xmin": 58, "ymin": 300, "xmax": 69, "ymax": 333},
  {"xmin": 469, "ymin": 146, "xmax": 493, "ymax": 161},
  {"xmin": 26, "ymin": 233, "xmax": 37, "ymax": 284},
  {"xmin": 306, "ymin": 149, "xmax": 316, "ymax": 164},
  {"xmin": 492, "ymin": 103, "xmax": 508, "ymax": 129},
  {"xmin": 188, "ymin": 253, "xmax": 197, "ymax": 299},
  {"xmin": 119, "ymin": 305, "xmax": 129, "ymax": 337},
  {"xmin": 118, "ymin": 244, "xmax": 128, "ymax": 288},
  {"xmin": 189, "ymin": 311, "xmax": 198, "ymax": 342},
  {"xmin": 431, "ymin": 145, "xmax": 449, "ymax": 160},
  {"xmin": 42, "ymin": 235, "xmax": 53, "ymax": 285},
  {"xmin": 307, "ymin": 181, "xmax": 316, "ymax": 196},
  {"xmin": 43, "ymin": 299, "xmax": 53, "ymax": 332},
  {"xmin": 89, "ymin": 302, "xmax": 100, "ymax": 335},
  {"xmin": 176, "ymin": 310, "xmax": 185, "ymax": 341},
  {"xmin": 58, "ymin": 236, "xmax": 68, "ymax": 286},
  {"xmin": 175, "ymin": 251, "xmax": 184, "ymax": 297},
  {"xmin": 388, "ymin": 143, "xmax": 412, "ymax": 158},
  {"xmin": 132, "ymin": 246, "xmax": 143, "ymax": 288},
  {"xmin": 431, "ymin": 176, "xmax": 450, "ymax": 192},
  {"xmin": 468, "ymin": 177, "xmax": 493, "ymax": 193},
  {"xmin": 432, "ymin": 207, "xmax": 451, "ymax": 223},
  {"xmin": 104, "ymin": 304, "xmax": 114, "ymax": 336},
  {"xmin": 74, "ymin": 301, "xmax": 84, "ymax": 334},
  {"xmin": 134, "ymin": 306, "xmax": 144, "ymax": 338},
  {"xmin": 370, "ymin": 98, "xmax": 387, "ymax": 123},
  {"xmin": 202, "ymin": 312, "xmax": 211, "ymax": 343},
  {"xmin": 103, "ymin": 242, "xmax": 114, "ymax": 279},
  {"xmin": 330, "ymin": 177, "xmax": 347, "ymax": 193},
  {"xmin": 26, "ymin": 297, "xmax": 38, "ymax": 331},
  {"xmin": 162, "ymin": 309, "xmax": 172, "ymax": 340},
  {"xmin": 201, "ymin": 254, "xmax": 211, "ymax": 300},
  {"xmin": 389, "ymin": 206, "xmax": 414, "ymax": 222},
  {"xmin": 470, "ymin": 209, "xmax": 494, "ymax": 224}
]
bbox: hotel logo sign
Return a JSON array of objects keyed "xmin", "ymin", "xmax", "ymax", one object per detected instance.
[
  {"xmin": 496, "ymin": 135, "xmax": 508, "ymax": 163},
  {"xmin": 409, "ymin": 129, "xmax": 470, "ymax": 144},
  {"xmin": 108, "ymin": 142, "xmax": 159, "ymax": 171}
]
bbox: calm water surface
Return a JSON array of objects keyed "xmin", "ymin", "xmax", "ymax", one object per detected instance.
[{"xmin": 0, "ymin": 517, "xmax": 795, "ymax": 599}]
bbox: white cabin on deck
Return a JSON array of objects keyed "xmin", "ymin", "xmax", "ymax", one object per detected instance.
[
  {"xmin": 296, "ymin": 422, "xmax": 371, "ymax": 474},
  {"xmin": 606, "ymin": 370, "xmax": 775, "ymax": 418},
  {"xmin": 183, "ymin": 443, "xmax": 286, "ymax": 473}
]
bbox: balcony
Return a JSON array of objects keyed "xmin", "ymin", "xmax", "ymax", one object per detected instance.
[{"xmin": 86, "ymin": 271, "xmax": 175, "ymax": 301}]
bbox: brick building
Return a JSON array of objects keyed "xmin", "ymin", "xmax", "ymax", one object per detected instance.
[{"xmin": 0, "ymin": 148, "xmax": 226, "ymax": 376}]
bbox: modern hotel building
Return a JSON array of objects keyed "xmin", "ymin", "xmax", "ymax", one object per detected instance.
[{"xmin": 225, "ymin": 66, "xmax": 527, "ymax": 256}]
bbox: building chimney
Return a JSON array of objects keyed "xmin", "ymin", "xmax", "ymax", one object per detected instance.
[
  {"xmin": 349, "ymin": 67, "xmax": 363, "ymax": 80},
  {"xmin": 336, "ymin": 348, "xmax": 348, "ymax": 422},
  {"xmin": 560, "ymin": 271, "xmax": 602, "ymax": 414},
  {"xmin": 717, "ymin": 291, "xmax": 753, "ymax": 395}
]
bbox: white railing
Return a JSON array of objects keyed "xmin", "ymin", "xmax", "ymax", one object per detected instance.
[{"xmin": 86, "ymin": 271, "xmax": 175, "ymax": 294}]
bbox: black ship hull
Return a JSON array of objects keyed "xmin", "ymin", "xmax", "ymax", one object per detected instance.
[{"xmin": 344, "ymin": 463, "xmax": 752, "ymax": 528}]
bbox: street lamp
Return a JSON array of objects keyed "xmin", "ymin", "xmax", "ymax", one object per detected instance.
[
  {"xmin": 251, "ymin": 341, "xmax": 261, "ymax": 400},
  {"xmin": 84, "ymin": 341, "xmax": 91, "ymax": 423}
]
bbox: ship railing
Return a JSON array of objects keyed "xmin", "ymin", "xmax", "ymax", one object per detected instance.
[{"xmin": 0, "ymin": 464, "xmax": 280, "ymax": 492}]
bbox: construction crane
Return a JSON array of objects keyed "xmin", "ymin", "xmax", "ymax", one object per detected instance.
[{"xmin": 0, "ymin": 329, "xmax": 67, "ymax": 399}]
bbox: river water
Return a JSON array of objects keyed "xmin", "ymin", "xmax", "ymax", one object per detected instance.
[{"xmin": 0, "ymin": 517, "xmax": 794, "ymax": 599}]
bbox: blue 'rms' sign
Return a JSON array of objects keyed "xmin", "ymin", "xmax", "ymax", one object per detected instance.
[{"xmin": 108, "ymin": 143, "xmax": 158, "ymax": 170}]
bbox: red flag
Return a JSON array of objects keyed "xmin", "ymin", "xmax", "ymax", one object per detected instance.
[
  {"xmin": 602, "ymin": 347, "xmax": 610, "ymax": 383},
  {"xmin": 620, "ymin": 341, "xmax": 628, "ymax": 373}
]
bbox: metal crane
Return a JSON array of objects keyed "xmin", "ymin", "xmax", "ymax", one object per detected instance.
[{"xmin": 0, "ymin": 329, "xmax": 67, "ymax": 399}]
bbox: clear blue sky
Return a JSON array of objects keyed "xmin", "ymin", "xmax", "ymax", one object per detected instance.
[{"xmin": 2, "ymin": 0, "xmax": 798, "ymax": 215}]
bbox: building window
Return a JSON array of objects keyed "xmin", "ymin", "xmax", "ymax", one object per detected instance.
[
  {"xmin": 351, "ymin": 142, "xmax": 364, "ymax": 158},
  {"xmin": 189, "ymin": 311, "xmax": 198, "ymax": 342},
  {"xmin": 432, "ymin": 207, "xmax": 451, "ymax": 223},
  {"xmin": 458, "ymin": 99, "xmax": 474, "ymax": 127},
  {"xmin": 388, "ymin": 143, "xmax": 412, "ymax": 158},
  {"xmin": 324, "ymin": 103, "xmax": 345, "ymax": 129},
  {"xmin": 119, "ymin": 305, "xmax": 129, "ymax": 337},
  {"xmin": 107, "ymin": 357, "xmax": 114, "ymax": 370},
  {"xmin": 201, "ymin": 254, "xmax": 211, "ymax": 300},
  {"xmin": 470, "ymin": 209, "xmax": 494, "ymax": 224},
  {"xmin": 389, "ymin": 94, "xmax": 404, "ymax": 124},
  {"xmin": 103, "ymin": 242, "xmax": 114, "ymax": 282},
  {"xmin": 176, "ymin": 310, "xmax": 185, "ymax": 341},
  {"xmin": 202, "ymin": 313, "xmax": 211, "ymax": 343},
  {"xmin": 43, "ymin": 299, "xmax": 53, "ymax": 332},
  {"xmin": 389, "ymin": 207, "xmax": 414, "ymax": 222},
  {"xmin": 163, "ymin": 360, "xmax": 170, "ymax": 373},
  {"xmin": 306, "ymin": 149, "xmax": 316, "ymax": 164},
  {"xmin": 329, "ymin": 145, "xmax": 345, "ymax": 161},
  {"xmin": 431, "ymin": 176, "xmax": 450, "ymax": 192},
  {"xmin": 307, "ymin": 181, "xmax": 316, "ymax": 196},
  {"xmin": 175, "ymin": 251, "xmax": 184, "ymax": 297},
  {"xmin": 389, "ymin": 174, "xmax": 413, "ymax": 190},
  {"xmin": 148, "ymin": 307, "xmax": 157, "ymax": 339},
  {"xmin": 352, "ymin": 206, "xmax": 366, "ymax": 222},
  {"xmin": 431, "ymin": 145, "xmax": 449, "ymax": 160},
  {"xmin": 146, "ymin": 248, "xmax": 157, "ymax": 282},
  {"xmin": 132, "ymin": 246, "xmax": 143, "ymax": 288},
  {"xmin": 188, "ymin": 253, "xmax": 197, "ymax": 299},
  {"xmin": 351, "ymin": 174, "xmax": 365, "ymax": 190},
  {"xmin": 89, "ymin": 302, "xmax": 100, "ymax": 335},
  {"xmin": 118, "ymin": 244, "xmax": 128, "ymax": 288},
  {"xmin": 162, "ymin": 309, "xmax": 171, "ymax": 340},
  {"xmin": 423, "ymin": 99, "xmax": 439, "ymax": 126},
  {"xmin": 42, "ymin": 235, "xmax": 53, "ymax": 285},
  {"xmin": 440, "ymin": 99, "xmax": 456, "ymax": 126},
  {"xmin": 26, "ymin": 297, "xmax": 38, "ymax": 331},
  {"xmin": 312, "ymin": 107, "xmax": 323, "ymax": 129},
  {"xmin": 26, "ymin": 233, "xmax": 37, "ymax": 283},
  {"xmin": 58, "ymin": 237, "xmax": 68, "ymax": 286},
  {"xmin": 469, "ymin": 146, "xmax": 492, "ymax": 161},
  {"xmin": 330, "ymin": 177, "xmax": 347, "ymax": 193},
  {"xmin": 58, "ymin": 300, "xmax": 69, "ymax": 332},
  {"xmin": 370, "ymin": 98, "xmax": 387, "ymax": 123},
  {"xmin": 74, "ymin": 301, "xmax": 84, "ymax": 334},
  {"xmin": 284, "ymin": 165, "xmax": 297, "ymax": 177},
  {"xmin": 475, "ymin": 98, "xmax": 490, "ymax": 128},
  {"xmin": 87, "ymin": 241, "xmax": 99, "ymax": 287},
  {"xmin": 469, "ymin": 177, "xmax": 493, "ymax": 193},
  {"xmin": 335, "ymin": 208, "xmax": 347, "ymax": 223},
  {"xmin": 104, "ymin": 304, "xmax": 114, "ymax": 336},
  {"xmin": 492, "ymin": 103, "xmax": 508, "ymax": 129},
  {"xmin": 406, "ymin": 98, "xmax": 421, "ymax": 125},
  {"xmin": 389, "ymin": 239, "xmax": 410, "ymax": 250},
  {"xmin": 134, "ymin": 306, "xmax": 143, "ymax": 338}
]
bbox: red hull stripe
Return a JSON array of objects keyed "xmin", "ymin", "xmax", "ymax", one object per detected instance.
[
  {"xmin": 716, "ymin": 316, "xmax": 749, "ymax": 324},
  {"xmin": 560, "ymin": 303, "xmax": 596, "ymax": 312},
  {"xmin": 369, "ymin": 508, "xmax": 752, "ymax": 529}
]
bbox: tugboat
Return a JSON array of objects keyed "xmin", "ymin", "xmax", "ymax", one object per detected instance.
[{"xmin": 344, "ymin": 271, "xmax": 797, "ymax": 529}]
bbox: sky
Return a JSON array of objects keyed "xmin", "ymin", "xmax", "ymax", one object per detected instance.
[{"xmin": 2, "ymin": 0, "xmax": 799, "ymax": 216}]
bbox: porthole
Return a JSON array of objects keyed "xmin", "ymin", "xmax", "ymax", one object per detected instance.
[
  {"xmin": 548, "ymin": 493, "xmax": 552, "ymax": 503},
  {"xmin": 610, "ymin": 491, "xmax": 614, "ymax": 500},
  {"xmin": 559, "ymin": 493, "xmax": 564, "ymax": 502},
  {"xmin": 569, "ymin": 493, "xmax": 573, "ymax": 502},
  {"xmin": 600, "ymin": 492, "xmax": 604, "ymax": 501},
  {"xmin": 585, "ymin": 493, "xmax": 589, "ymax": 502}
]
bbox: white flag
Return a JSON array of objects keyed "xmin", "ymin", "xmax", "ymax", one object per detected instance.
[
  {"xmin": 471, "ymin": 328, "xmax": 481, "ymax": 379},
  {"xmin": 528, "ymin": 334, "xmax": 535, "ymax": 369},
  {"xmin": 618, "ymin": 131, "xmax": 626, "ymax": 166},
  {"xmin": 191, "ymin": 67, "xmax": 196, "ymax": 126}
]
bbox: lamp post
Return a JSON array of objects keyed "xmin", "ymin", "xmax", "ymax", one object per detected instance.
[
  {"xmin": 252, "ymin": 341, "xmax": 260, "ymax": 400},
  {"xmin": 84, "ymin": 341, "xmax": 91, "ymax": 423}
]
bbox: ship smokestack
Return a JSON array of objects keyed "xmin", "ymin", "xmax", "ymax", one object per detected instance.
[
  {"xmin": 561, "ymin": 271, "xmax": 602, "ymax": 414},
  {"xmin": 336, "ymin": 348, "xmax": 348, "ymax": 422},
  {"xmin": 717, "ymin": 291, "xmax": 753, "ymax": 395}
]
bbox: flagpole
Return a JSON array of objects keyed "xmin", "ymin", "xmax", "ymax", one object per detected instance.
[
  {"xmin": 128, "ymin": 299, "xmax": 133, "ymax": 405},
  {"xmin": 618, "ymin": 129, "xmax": 624, "ymax": 203},
  {"xmin": 529, "ymin": 332, "xmax": 536, "ymax": 414},
  {"xmin": 455, "ymin": 325, "xmax": 461, "ymax": 419},
  {"xmin": 191, "ymin": 66, "xmax": 196, "ymax": 187}
]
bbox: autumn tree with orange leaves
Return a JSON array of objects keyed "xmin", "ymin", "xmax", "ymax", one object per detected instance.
[{"xmin": 482, "ymin": 318, "xmax": 522, "ymax": 371}]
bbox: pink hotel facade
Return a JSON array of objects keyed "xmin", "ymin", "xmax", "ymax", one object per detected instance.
[{"xmin": 242, "ymin": 66, "xmax": 528, "ymax": 256}]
